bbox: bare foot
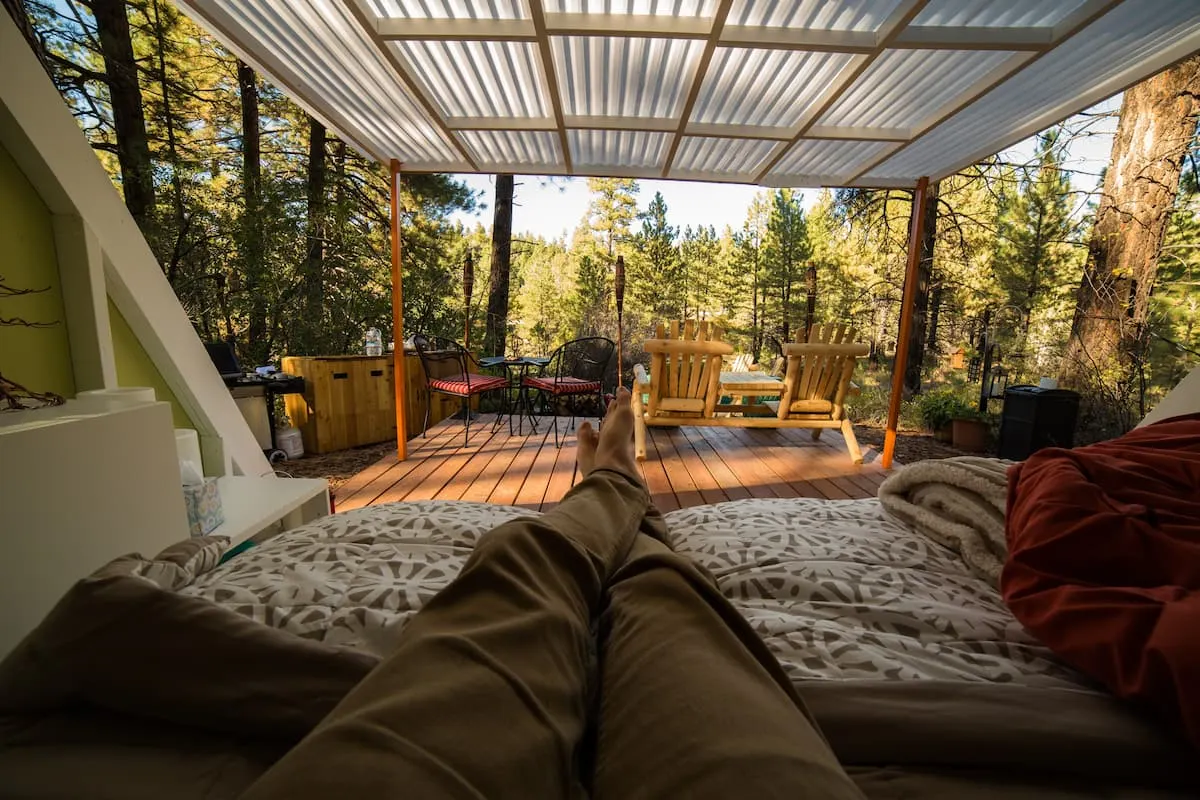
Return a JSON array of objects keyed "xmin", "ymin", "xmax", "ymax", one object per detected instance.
[{"xmin": 577, "ymin": 387, "xmax": 641, "ymax": 482}]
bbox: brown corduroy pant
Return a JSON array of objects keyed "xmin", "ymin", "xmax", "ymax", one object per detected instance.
[{"xmin": 243, "ymin": 468, "xmax": 863, "ymax": 799}]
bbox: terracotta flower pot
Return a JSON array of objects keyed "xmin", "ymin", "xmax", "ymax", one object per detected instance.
[
  {"xmin": 933, "ymin": 424, "xmax": 953, "ymax": 443},
  {"xmin": 952, "ymin": 418, "xmax": 989, "ymax": 452}
]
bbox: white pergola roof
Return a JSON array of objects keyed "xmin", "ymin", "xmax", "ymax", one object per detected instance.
[{"xmin": 177, "ymin": 0, "xmax": 1200, "ymax": 187}]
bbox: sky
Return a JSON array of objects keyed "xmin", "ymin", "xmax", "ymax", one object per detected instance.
[{"xmin": 448, "ymin": 98, "xmax": 1122, "ymax": 241}]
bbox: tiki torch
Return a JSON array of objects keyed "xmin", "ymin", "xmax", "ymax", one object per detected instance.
[
  {"xmin": 463, "ymin": 251, "xmax": 474, "ymax": 350},
  {"xmin": 615, "ymin": 255, "xmax": 625, "ymax": 388}
]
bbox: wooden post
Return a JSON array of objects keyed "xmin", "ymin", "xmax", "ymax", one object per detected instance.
[
  {"xmin": 882, "ymin": 176, "xmax": 929, "ymax": 469},
  {"xmin": 615, "ymin": 254, "xmax": 625, "ymax": 388},
  {"xmin": 389, "ymin": 160, "xmax": 408, "ymax": 460}
]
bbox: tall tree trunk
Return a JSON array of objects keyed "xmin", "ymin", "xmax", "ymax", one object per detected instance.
[
  {"xmin": 926, "ymin": 281, "xmax": 943, "ymax": 359},
  {"xmin": 4, "ymin": 0, "xmax": 50, "ymax": 73},
  {"xmin": 1063, "ymin": 56, "xmax": 1200, "ymax": 391},
  {"xmin": 92, "ymin": 0, "xmax": 155, "ymax": 227},
  {"xmin": 751, "ymin": 245, "xmax": 760, "ymax": 361},
  {"xmin": 150, "ymin": 0, "xmax": 188, "ymax": 283},
  {"xmin": 237, "ymin": 60, "xmax": 267, "ymax": 363},
  {"xmin": 485, "ymin": 174, "xmax": 514, "ymax": 356},
  {"xmin": 302, "ymin": 115, "xmax": 327, "ymax": 353},
  {"xmin": 904, "ymin": 181, "xmax": 939, "ymax": 395}
]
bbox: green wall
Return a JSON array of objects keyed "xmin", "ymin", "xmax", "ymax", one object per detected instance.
[
  {"xmin": 108, "ymin": 297, "xmax": 194, "ymax": 429},
  {"xmin": 0, "ymin": 141, "xmax": 75, "ymax": 399}
]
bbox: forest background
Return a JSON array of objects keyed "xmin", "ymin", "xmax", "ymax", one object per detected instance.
[{"xmin": 4, "ymin": 0, "xmax": 1199, "ymax": 442}]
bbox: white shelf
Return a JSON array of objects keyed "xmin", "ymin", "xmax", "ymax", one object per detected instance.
[{"xmin": 209, "ymin": 476, "xmax": 330, "ymax": 547}]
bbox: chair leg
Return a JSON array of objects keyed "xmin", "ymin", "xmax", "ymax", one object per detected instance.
[
  {"xmin": 552, "ymin": 397, "xmax": 561, "ymax": 449},
  {"xmin": 811, "ymin": 428, "xmax": 823, "ymax": 441},
  {"xmin": 462, "ymin": 397, "xmax": 470, "ymax": 447},
  {"xmin": 841, "ymin": 418, "xmax": 863, "ymax": 465},
  {"xmin": 422, "ymin": 393, "xmax": 431, "ymax": 438}
]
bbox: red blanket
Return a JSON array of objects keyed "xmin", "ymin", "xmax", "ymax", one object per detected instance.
[{"xmin": 1002, "ymin": 414, "xmax": 1200, "ymax": 748}]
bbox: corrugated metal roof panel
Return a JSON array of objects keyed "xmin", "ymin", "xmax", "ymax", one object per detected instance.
[
  {"xmin": 769, "ymin": 138, "xmax": 897, "ymax": 182},
  {"xmin": 692, "ymin": 48, "xmax": 863, "ymax": 130},
  {"xmin": 366, "ymin": 0, "xmax": 525, "ymax": 19},
  {"xmin": 460, "ymin": 130, "xmax": 564, "ymax": 168},
  {"xmin": 569, "ymin": 129, "xmax": 670, "ymax": 168},
  {"xmin": 726, "ymin": 0, "xmax": 904, "ymax": 30},
  {"xmin": 545, "ymin": 0, "xmax": 718, "ymax": 15},
  {"xmin": 552, "ymin": 36, "xmax": 705, "ymax": 118},
  {"xmin": 214, "ymin": 0, "xmax": 461, "ymax": 165},
  {"xmin": 911, "ymin": 0, "xmax": 1089, "ymax": 29},
  {"xmin": 864, "ymin": 0, "xmax": 1200, "ymax": 181},
  {"xmin": 816, "ymin": 49, "xmax": 1023, "ymax": 134},
  {"xmin": 392, "ymin": 40, "xmax": 549, "ymax": 119},
  {"xmin": 671, "ymin": 136, "xmax": 778, "ymax": 176}
]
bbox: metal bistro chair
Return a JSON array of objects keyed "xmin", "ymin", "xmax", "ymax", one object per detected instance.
[
  {"xmin": 523, "ymin": 337, "xmax": 615, "ymax": 448},
  {"xmin": 413, "ymin": 335, "xmax": 508, "ymax": 446}
]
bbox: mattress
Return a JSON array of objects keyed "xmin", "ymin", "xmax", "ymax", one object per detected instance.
[{"xmin": 181, "ymin": 497, "xmax": 1089, "ymax": 690}]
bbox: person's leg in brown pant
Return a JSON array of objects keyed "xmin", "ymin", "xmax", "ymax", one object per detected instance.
[
  {"xmin": 590, "ymin": 523, "xmax": 863, "ymax": 799},
  {"xmin": 243, "ymin": 391, "xmax": 650, "ymax": 800}
]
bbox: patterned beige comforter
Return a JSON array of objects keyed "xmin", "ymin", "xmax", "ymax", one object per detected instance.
[{"xmin": 180, "ymin": 498, "xmax": 1090, "ymax": 689}]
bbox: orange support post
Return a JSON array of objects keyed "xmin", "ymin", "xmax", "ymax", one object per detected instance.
[
  {"xmin": 882, "ymin": 176, "xmax": 929, "ymax": 469},
  {"xmin": 390, "ymin": 160, "xmax": 408, "ymax": 461}
]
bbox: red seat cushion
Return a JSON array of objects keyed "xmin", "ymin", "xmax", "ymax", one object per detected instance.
[
  {"xmin": 522, "ymin": 376, "xmax": 602, "ymax": 395},
  {"xmin": 428, "ymin": 373, "xmax": 507, "ymax": 396},
  {"xmin": 1001, "ymin": 414, "xmax": 1200, "ymax": 747}
]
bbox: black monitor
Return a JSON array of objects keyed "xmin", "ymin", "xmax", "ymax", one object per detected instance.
[{"xmin": 204, "ymin": 341, "xmax": 242, "ymax": 379}]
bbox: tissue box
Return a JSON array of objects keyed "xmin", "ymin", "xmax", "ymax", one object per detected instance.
[{"xmin": 183, "ymin": 478, "xmax": 224, "ymax": 537}]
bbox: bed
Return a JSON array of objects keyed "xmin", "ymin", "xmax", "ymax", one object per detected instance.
[
  {"xmin": 3, "ymin": 423, "xmax": 1198, "ymax": 797},
  {"xmin": 183, "ymin": 496, "xmax": 1194, "ymax": 797}
]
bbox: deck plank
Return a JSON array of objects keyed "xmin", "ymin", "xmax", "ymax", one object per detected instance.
[
  {"xmin": 371, "ymin": 417, "xmax": 496, "ymax": 505},
  {"xmin": 694, "ymin": 426, "xmax": 798, "ymax": 499},
  {"xmin": 513, "ymin": 423, "xmax": 563, "ymax": 510},
  {"xmin": 677, "ymin": 426, "xmax": 753, "ymax": 502},
  {"xmin": 660, "ymin": 427, "xmax": 724, "ymax": 505},
  {"xmin": 641, "ymin": 429, "xmax": 681, "ymax": 511},
  {"xmin": 406, "ymin": 419, "xmax": 509, "ymax": 502},
  {"xmin": 540, "ymin": 419, "xmax": 591, "ymax": 511},
  {"xmin": 487, "ymin": 424, "xmax": 553, "ymax": 506},
  {"xmin": 346, "ymin": 414, "xmax": 896, "ymax": 513},
  {"xmin": 722, "ymin": 427, "xmax": 829, "ymax": 499},
  {"xmin": 337, "ymin": 420, "xmax": 464, "ymax": 510}
]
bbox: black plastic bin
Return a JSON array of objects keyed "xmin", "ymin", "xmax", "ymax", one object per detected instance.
[{"xmin": 997, "ymin": 385, "xmax": 1081, "ymax": 461}]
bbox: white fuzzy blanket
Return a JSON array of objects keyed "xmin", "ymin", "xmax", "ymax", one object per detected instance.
[{"xmin": 878, "ymin": 457, "xmax": 1014, "ymax": 585}]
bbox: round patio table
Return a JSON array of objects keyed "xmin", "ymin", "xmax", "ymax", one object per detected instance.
[{"xmin": 479, "ymin": 355, "xmax": 551, "ymax": 435}]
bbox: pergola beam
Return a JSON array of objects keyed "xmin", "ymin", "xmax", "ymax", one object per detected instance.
[
  {"xmin": 662, "ymin": 0, "xmax": 733, "ymax": 178},
  {"xmin": 753, "ymin": 0, "xmax": 930, "ymax": 184},
  {"xmin": 882, "ymin": 176, "xmax": 930, "ymax": 469},
  {"xmin": 342, "ymin": 0, "xmax": 479, "ymax": 171}
]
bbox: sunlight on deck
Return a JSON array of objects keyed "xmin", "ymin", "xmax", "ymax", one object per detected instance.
[{"xmin": 336, "ymin": 414, "xmax": 888, "ymax": 513}]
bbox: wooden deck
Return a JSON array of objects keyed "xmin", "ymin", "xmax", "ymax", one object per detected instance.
[{"xmin": 336, "ymin": 413, "xmax": 889, "ymax": 513}]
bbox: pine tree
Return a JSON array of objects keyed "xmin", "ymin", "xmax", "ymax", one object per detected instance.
[
  {"xmin": 994, "ymin": 132, "xmax": 1076, "ymax": 342},
  {"xmin": 629, "ymin": 191, "xmax": 683, "ymax": 321},
  {"xmin": 762, "ymin": 189, "xmax": 812, "ymax": 347}
]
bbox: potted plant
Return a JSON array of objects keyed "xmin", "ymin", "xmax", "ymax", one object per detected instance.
[
  {"xmin": 951, "ymin": 408, "xmax": 991, "ymax": 452},
  {"xmin": 918, "ymin": 390, "xmax": 964, "ymax": 442}
]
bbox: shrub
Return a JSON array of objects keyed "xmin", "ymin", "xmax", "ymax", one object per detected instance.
[{"xmin": 917, "ymin": 390, "xmax": 977, "ymax": 431}]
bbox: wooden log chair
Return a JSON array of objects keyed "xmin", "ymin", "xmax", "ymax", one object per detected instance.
[
  {"xmin": 632, "ymin": 322, "xmax": 868, "ymax": 464},
  {"xmin": 523, "ymin": 336, "xmax": 615, "ymax": 448},
  {"xmin": 774, "ymin": 323, "xmax": 869, "ymax": 464},
  {"xmin": 412, "ymin": 335, "xmax": 508, "ymax": 446},
  {"xmin": 631, "ymin": 320, "xmax": 733, "ymax": 461}
]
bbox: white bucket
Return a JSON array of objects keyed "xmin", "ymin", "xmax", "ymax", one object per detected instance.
[{"xmin": 276, "ymin": 426, "xmax": 304, "ymax": 460}]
